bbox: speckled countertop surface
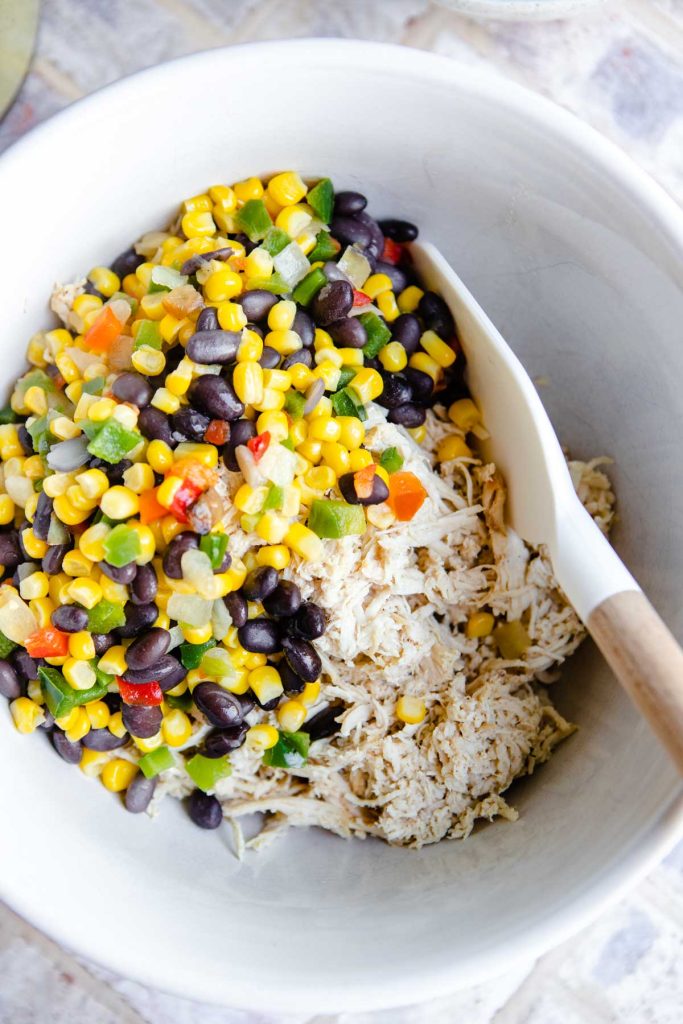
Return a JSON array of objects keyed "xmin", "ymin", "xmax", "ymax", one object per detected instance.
[{"xmin": 1, "ymin": 1, "xmax": 682, "ymax": 1021}]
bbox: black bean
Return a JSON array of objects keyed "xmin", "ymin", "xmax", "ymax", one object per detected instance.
[
  {"xmin": 93, "ymin": 633, "xmax": 115, "ymax": 656},
  {"xmin": 237, "ymin": 618, "xmax": 281, "ymax": 655},
  {"xmin": 305, "ymin": 702, "xmax": 345, "ymax": 741},
  {"xmin": 222, "ymin": 417, "xmax": 257, "ymax": 471},
  {"xmin": 193, "ymin": 682, "xmax": 244, "ymax": 729},
  {"xmin": 378, "ymin": 218, "xmax": 418, "ymax": 242},
  {"xmin": 122, "ymin": 703, "xmax": 162, "ymax": 739},
  {"xmin": 202, "ymin": 723, "xmax": 248, "ymax": 757},
  {"xmin": 111, "ymin": 246, "xmax": 144, "ymax": 279},
  {"xmin": 188, "ymin": 790, "xmax": 222, "ymax": 829},
  {"xmin": 253, "ymin": 691, "xmax": 282, "ymax": 712},
  {"xmin": 334, "ymin": 191, "xmax": 367, "ymax": 216},
  {"xmin": 391, "ymin": 313, "xmax": 422, "ymax": 354},
  {"xmin": 180, "ymin": 246, "xmax": 233, "ymax": 276},
  {"xmin": 17, "ymin": 424, "xmax": 34, "ymax": 455},
  {"xmin": 281, "ymin": 348, "xmax": 313, "ymax": 370},
  {"xmin": 259, "ymin": 346, "xmax": 280, "ymax": 369},
  {"xmin": 404, "ymin": 367, "xmax": 434, "ymax": 405},
  {"xmin": 376, "ymin": 373, "xmax": 413, "ymax": 410},
  {"xmin": 130, "ymin": 563, "xmax": 158, "ymax": 606},
  {"xmin": 121, "ymin": 655, "xmax": 185, "ymax": 688},
  {"xmin": 279, "ymin": 661, "xmax": 306, "ymax": 696},
  {"xmin": 328, "ymin": 316, "xmax": 367, "ymax": 349},
  {"xmin": 355, "ymin": 211, "xmax": 385, "ymax": 261},
  {"xmin": 418, "ymin": 291, "xmax": 455, "ymax": 338},
  {"xmin": 292, "ymin": 309, "xmax": 314, "ymax": 347},
  {"xmin": 388, "ymin": 403, "xmax": 427, "ymax": 428},
  {"xmin": 50, "ymin": 605, "xmax": 88, "ymax": 634},
  {"xmin": 214, "ymin": 549, "xmax": 232, "ymax": 573},
  {"xmin": 41, "ymin": 544, "xmax": 68, "ymax": 577},
  {"xmin": 112, "ymin": 372, "xmax": 153, "ymax": 408},
  {"xmin": 51, "ymin": 730, "xmax": 83, "ymax": 764},
  {"xmin": 223, "ymin": 591, "xmax": 248, "ymax": 628},
  {"xmin": 375, "ymin": 260, "xmax": 409, "ymax": 295},
  {"xmin": 242, "ymin": 566, "xmax": 279, "ymax": 601},
  {"xmin": 237, "ymin": 691, "xmax": 256, "ymax": 717},
  {"xmin": 0, "ymin": 659, "xmax": 21, "ymax": 699},
  {"xmin": 323, "ymin": 261, "xmax": 349, "ymax": 284},
  {"xmin": 193, "ymin": 307, "xmax": 217, "ymax": 333},
  {"xmin": 138, "ymin": 407, "xmax": 174, "ymax": 446},
  {"xmin": 32, "ymin": 492, "xmax": 53, "ymax": 542},
  {"xmin": 292, "ymin": 602, "xmax": 326, "ymax": 640},
  {"xmin": 82, "ymin": 728, "xmax": 128, "ymax": 751},
  {"xmin": 330, "ymin": 215, "xmax": 372, "ymax": 250},
  {"xmin": 236, "ymin": 289, "xmax": 278, "ymax": 321},
  {"xmin": 186, "ymin": 330, "xmax": 240, "ymax": 365},
  {"xmin": 99, "ymin": 560, "xmax": 137, "ymax": 585},
  {"xmin": 188, "ymin": 375, "xmax": 244, "ymax": 421},
  {"xmin": 117, "ymin": 602, "xmax": 158, "ymax": 638},
  {"xmin": 338, "ymin": 471, "xmax": 389, "ymax": 506},
  {"xmin": 162, "ymin": 532, "xmax": 199, "ymax": 579},
  {"xmin": 126, "ymin": 628, "xmax": 171, "ymax": 671},
  {"xmin": 170, "ymin": 406, "xmax": 211, "ymax": 444},
  {"xmin": 11, "ymin": 649, "xmax": 39, "ymax": 683},
  {"xmin": 0, "ymin": 532, "xmax": 21, "ymax": 570},
  {"xmin": 246, "ymin": 322, "xmax": 264, "ymax": 339},
  {"xmin": 312, "ymin": 280, "xmax": 354, "ymax": 326},
  {"xmin": 281, "ymin": 636, "xmax": 321, "ymax": 682},
  {"xmin": 88, "ymin": 457, "xmax": 132, "ymax": 483},
  {"xmin": 125, "ymin": 774, "xmax": 157, "ymax": 813},
  {"xmin": 263, "ymin": 580, "xmax": 301, "ymax": 619},
  {"xmin": 40, "ymin": 710, "xmax": 55, "ymax": 731}
]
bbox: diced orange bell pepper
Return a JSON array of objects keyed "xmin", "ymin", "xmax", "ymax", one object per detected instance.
[
  {"xmin": 84, "ymin": 305, "xmax": 123, "ymax": 353},
  {"xmin": 25, "ymin": 626, "xmax": 69, "ymax": 658},
  {"xmin": 353, "ymin": 463, "xmax": 377, "ymax": 501},
  {"xmin": 204, "ymin": 419, "xmax": 229, "ymax": 446},
  {"xmin": 138, "ymin": 487, "xmax": 167, "ymax": 524},
  {"xmin": 166, "ymin": 458, "xmax": 218, "ymax": 491},
  {"xmin": 386, "ymin": 471, "xmax": 427, "ymax": 521}
]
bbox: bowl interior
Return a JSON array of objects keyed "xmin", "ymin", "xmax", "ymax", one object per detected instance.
[{"xmin": 1, "ymin": 41, "xmax": 682, "ymax": 1014}]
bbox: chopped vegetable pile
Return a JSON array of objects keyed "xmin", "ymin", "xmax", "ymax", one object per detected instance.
[{"xmin": 0, "ymin": 172, "xmax": 614, "ymax": 847}]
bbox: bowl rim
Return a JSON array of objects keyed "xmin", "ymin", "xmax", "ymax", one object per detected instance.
[{"xmin": 1, "ymin": 37, "xmax": 683, "ymax": 1014}]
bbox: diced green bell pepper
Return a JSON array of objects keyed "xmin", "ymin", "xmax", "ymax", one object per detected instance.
[
  {"xmin": 261, "ymin": 227, "xmax": 291, "ymax": 256},
  {"xmin": 236, "ymin": 199, "xmax": 272, "ymax": 242},
  {"xmin": 308, "ymin": 231, "xmax": 339, "ymax": 263},
  {"xmin": 87, "ymin": 598, "xmax": 127, "ymax": 633},
  {"xmin": 263, "ymin": 730, "xmax": 310, "ymax": 769},
  {"xmin": 27, "ymin": 413, "xmax": 55, "ymax": 455},
  {"xmin": 39, "ymin": 665, "xmax": 108, "ymax": 719},
  {"xmin": 16, "ymin": 369, "xmax": 56, "ymax": 398},
  {"xmin": 0, "ymin": 405, "xmax": 17, "ymax": 424},
  {"xmin": 199, "ymin": 532, "xmax": 229, "ymax": 569},
  {"xmin": 359, "ymin": 312, "xmax": 392, "ymax": 358},
  {"xmin": 307, "ymin": 178, "xmax": 334, "ymax": 224},
  {"xmin": 331, "ymin": 387, "xmax": 367, "ymax": 421},
  {"xmin": 379, "ymin": 447, "xmax": 404, "ymax": 474},
  {"xmin": 138, "ymin": 745, "xmax": 175, "ymax": 779},
  {"xmin": 133, "ymin": 319, "xmax": 162, "ymax": 350},
  {"xmin": 148, "ymin": 265, "xmax": 188, "ymax": 293},
  {"xmin": 335, "ymin": 367, "xmax": 357, "ymax": 391},
  {"xmin": 0, "ymin": 630, "xmax": 18, "ymax": 658},
  {"xmin": 245, "ymin": 273, "xmax": 290, "ymax": 295},
  {"xmin": 179, "ymin": 639, "xmax": 216, "ymax": 670},
  {"xmin": 165, "ymin": 690, "xmax": 194, "ymax": 712},
  {"xmin": 308, "ymin": 499, "xmax": 366, "ymax": 539},
  {"xmin": 281, "ymin": 436, "xmax": 295, "ymax": 452},
  {"xmin": 263, "ymin": 484, "xmax": 284, "ymax": 511},
  {"xmin": 87, "ymin": 418, "xmax": 141, "ymax": 463},
  {"xmin": 81, "ymin": 376, "xmax": 106, "ymax": 395},
  {"xmin": 284, "ymin": 390, "xmax": 306, "ymax": 420},
  {"xmin": 103, "ymin": 524, "xmax": 141, "ymax": 568},
  {"xmin": 292, "ymin": 267, "xmax": 327, "ymax": 306},
  {"xmin": 186, "ymin": 752, "xmax": 232, "ymax": 792}
]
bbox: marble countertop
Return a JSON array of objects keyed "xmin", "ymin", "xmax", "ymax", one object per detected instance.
[{"xmin": 1, "ymin": 1, "xmax": 682, "ymax": 1022}]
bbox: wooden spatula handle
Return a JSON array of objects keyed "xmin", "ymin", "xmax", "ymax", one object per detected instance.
[{"xmin": 588, "ymin": 591, "xmax": 683, "ymax": 774}]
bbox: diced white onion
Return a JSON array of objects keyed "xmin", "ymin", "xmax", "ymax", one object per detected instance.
[
  {"xmin": 273, "ymin": 242, "xmax": 310, "ymax": 288},
  {"xmin": 211, "ymin": 598, "xmax": 231, "ymax": 641},
  {"xmin": 5, "ymin": 476, "xmax": 35, "ymax": 507},
  {"xmin": 167, "ymin": 593, "xmax": 213, "ymax": 627},
  {"xmin": 235, "ymin": 445, "xmax": 264, "ymax": 489},
  {"xmin": 166, "ymin": 625, "xmax": 185, "ymax": 651},
  {"xmin": 338, "ymin": 246, "xmax": 371, "ymax": 289},
  {"xmin": 0, "ymin": 589, "xmax": 37, "ymax": 643},
  {"xmin": 181, "ymin": 549, "xmax": 216, "ymax": 599},
  {"xmin": 46, "ymin": 437, "xmax": 89, "ymax": 472},
  {"xmin": 258, "ymin": 443, "xmax": 297, "ymax": 487}
]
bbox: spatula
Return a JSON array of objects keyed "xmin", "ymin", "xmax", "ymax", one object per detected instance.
[{"xmin": 411, "ymin": 241, "xmax": 683, "ymax": 773}]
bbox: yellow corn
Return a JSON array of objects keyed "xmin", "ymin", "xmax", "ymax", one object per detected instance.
[
  {"xmin": 98, "ymin": 645, "xmax": 127, "ymax": 676},
  {"xmin": 181, "ymin": 210, "xmax": 216, "ymax": 238},
  {"xmin": 307, "ymin": 416, "xmax": 341, "ymax": 443},
  {"xmin": 88, "ymin": 266, "xmax": 120, "ymax": 297},
  {"xmin": 62, "ymin": 550, "xmax": 94, "ymax": 577},
  {"xmin": 245, "ymin": 723, "xmax": 279, "ymax": 752},
  {"xmin": 397, "ymin": 285, "xmax": 424, "ymax": 313},
  {"xmin": 289, "ymin": 363, "xmax": 314, "ymax": 391},
  {"xmin": 256, "ymin": 410, "xmax": 289, "ymax": 443},
  {"xmin": 216, "ymin": 300, "xmax": 247, "ymax": 332},
  {"xmin": 265, "ymin": 329, "xmax": 302, "ymax": 356},
  {"xmin": 267, "ymin": 171, "xmax": 307, "ymax": 206},
  {"xmin": 255, "ymin": 544, "xmax": 290, "ymax": 570},
  {"xmin": 101, "ymin": 758, "xmax": 139, "ymax": 793},
  {"xmin": 132, "ymin": 346, "xmax": 166, "ymax": 376},
  {"xmin": 233, "ymin": 361, "xmax": 264, "ymax": 405},
  {"xmin": 180, "ymin": 623, "xmax": 213, "ymax": 646},
  {"xmin": 335, "ymin": 417, "xmax": 365, "ymax": 450},
  {"xmin": 10, "ymin": 696, "xmax": 44, "ymax": 734},
  {"xmin": 396, "ymin": 696, "xmax": 426, "ymax": 724},
  {"xmin": 421, "ymin": 330, "xmax": 456, "ymax": 368},
  {"xmin": 65, "ymin": 707, "xmax": 91, "ymax": 743},
  {"xmin": 66, "ymin": 577, "xmax": 102, "ymax": 609},
  {"xmin": 174, "ymin": 442, "xmax": 218, "ymax": 469},
  {"xmin": 233, "ymin": 176, "xmax": 264, "ymax": 203},
  {"xmin": 437, "ymin": 435, "xmax": 472, "ymax": 462},
  {"xmin": 233, "ymin": 483, "xmax": 268, "ymax": 515},
  {"xmin": 162, "ymin": 709, "xmax": 192, "ymax": 747},
  {"xmin": 285, "ymin": 522, "xmax": 324, "ymax": 562},
  {"xmin": 209, "ymin": 184, "xmax": 236, "ymax": 211},
  {"xmin": 379, "ymin": 341, "xmax": 408, "ymax": 373},
  {"xmin": 348, "ymin": 448, "xmax": 374, "ymax": 472},
  {"xmin": 277, "ymin": 699, "xmax": 307, "ymax": 733},
  {"xmin": 0, "ymin": 494, "xmax": 14, "ymax": 525},
  {"xmin": 267, "ymin": 299, "xmax": 297, "ymax": 332},
  {"xmin": 133, "ymin": 732, "xmax": 163, "ymax": 753},
  {"xmin": 21, "ymin": 527, "xmax": 47, "ymax": 559},
  {"xmin": 50, "ymin": 416, "xmax": 81, "ymax": 441},
  {"xmin": 300, "ymin": 680, "xmax": 321, "ymax": 706},
  {"xmin": 236, "ymin": 329, "xmax": 264, "ymax": 362},
  {"xmin": 120, "ymin": 463, "xmax": 154, "ymax": 495},
  {"xmin": 320, "ymin": 441, "xmax": 350, "ymax": 477},
  {"xmin": 255, "ymin": 511, "xmax": 289, "ymax": 544},
  {"xmin": 53, "ymin": 494, "xmax": 90, "ymax": 526},
  {"xmin": 19, "ymin": 572, "xmax": 49, "ymax": 601},
  {"xmin": 79, "ymin": 749, "xmax": 109, "ymax": 778},
  {"xmin": 48, "ymin": 573, "xmax": 72, "ymax": 606},
  {"xmin": 275, "ymin": 204, "xmax": 312, "ymax": 238},
  {"xmin": 262, "ymin": 368, "xmax": 292, "ymax": 393},
  {"xmin": 305, "ymin": 465, "xmax": 336, "ymax": 492},
  {"xmin": 100, "ymin": 486, "xmax": 139, "ymax": 520},
  {"xmin": 88, "ymin": 397, "xmax": 117, "ymax": 423},
  {"xmin": 408, "ymin": 424, "xmax": 427, "ymax": 444},
  {"xmin": 76, "ymin": 468, "xmax": 109, "ymax": 500},
  {"xmin": 78, "ymin": 522, "xmax": 111, "ymax": 562},
  {"xmin": 253, "ymin": 387, "xmax": 285, "ymax": 412},
  {"xmin": 204, "ymin": 267, "xmax": 242, "ymax": 303},
  {"xmin": 466, "ymin": 611, "xmax": 495, "ymax": 639},
  {"xmin": 366, "ymin": 503, "xmax": 396, "ymax": 529},
  {"xmin": 350, "ymin": 367, "xmax": 383, "ymax": 404},
  {"xmin": 337, "ymin": 348, "xmax": 364, "ymax": 366},
  {"xmin": 313, "ymin": 361, "xmax": 341, "ymax": 391},
  {"xmin": 24, "ymin": 385, "xmax": 48, "ymax": 416},
  {"xmin": 448, "ymin": 398, "xmax": 481, "ymax": 432},
  {"xmin": 297, "ymin": 439, "xmax": 322, "ymax": 465},
  {"xmin": 377, "ymin": 290, "xmax": 400, "ymax": 322},
  {"xmin": 108, "ymin": 711, "xmax": 127, "ymax": 739},
  {"xmin": 149, "ymin": 387, "xmax": 179, "ymax": 415},
  {"xmin": 24, "ymin": 492, "xmax": 40, "ymax": 522},
  {"xmin": 68, "ymin": 631, "xmax": 96, "ymax": 661},
  {"xmin": 408, "ymin": 351, "xmax": 441, "ymax": 383},
  {"xmin": 147, "ymin": 439, "xmax": 174, "ymax": 474},
  {"xmin": 63, "ymin": 657, "xmax": 97, "ymax": 691},
  {"xmin": 29, "ymin": 596, "xmax": 55, "ymax": 629}
]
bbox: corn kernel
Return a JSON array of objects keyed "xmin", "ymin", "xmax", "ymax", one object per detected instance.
[
  {"xmin": 99, "ymin": 646, "xmax": 127, "ymax": 676},
  {"xmin": 69, "ymin": 631, "xmax": 96, "ymax": 661},
  {"xmin": 267, "ymin": 299, "xmax": 297, "ymax": 332},
  {"xmin": 165, "ymin": 368, "xmax": 192, "ymax": 396},
  {"xmin": 275, "ymin": 204, "xmax": 312, "ymax": 238},
  {"xmin": 133, "ymin": 732, "xmax": 162, "ymax": 754},
  {"xmin": 21, "ymin": 527, "xmax": 47, "ymax": 559},
  {"xmin": 85, "ymin": 700, "xmax": 111, "ymax": 730},
  {"xmin": 408, "ymin": 425, "xmax": 427, "ymax": 444},
  {"xmin": 364, "ymin": 273, "xmax": 393, "ymax": 299},
  {"xmin": 24, "ymin": 386, "xmax": 47, "ymax": 415},
  {"xmin": 80, "ymin": 749, "xmax": 109, "ymax": 778},
  {"xmin": 289, "ymin": 363, "xmax": 314, "ymax": 391},
  {"xmin": 78, "ymin": 522, "xmax": 111, "ymax": 562},
  {"xmin": 408, "ymin": 352, "xmax": 441, "ymax": 383},
  {"xmin": 421, "ymin": 330, "xmax": 456, "ymax": 368},
  {"xmin": 297, "ymin": 439, "xmax": 322, "ymax": 465},
  {"xmin": 466, "ymin": 611, "xmax": 495, "ymax": 639},
  {"xmin": 305, "ymin": 465, "xmax": 336, "ymax": 492},
  {"xmin": 62, "ymin": 550, "xmax": 95, "ymax": 577},
  {"xmin": 265, "ymin": 329, "xmax": 302, "ymax": 356},
  {"xmin": 246, "ymin": 723, "xmax": 279, "ymax": 752},
  {"xmin": 397, "ymin": 285, "xmax": 424, "ymax": 313},
  {"xmin": 19, "ymin": 572, "xmax": 49, "ymax": 601},
  {"xmin": 88, "ymin": 266, "xmax": 120, "ymax": 297},
  {"xmin": 396, "ymin": 696, "xmax": 426, "ymax": 724},
  {"xmin": 174, "ymin": 442, "xmax": 218, "ymax": 468},
  {"xmin": 204, "ymin": 267, "xmax": 242, "ymax": 303},
  {"xmin": 285, "ymin": 522, "xmax": 324, "ymax": 562},
  {"xmin": 377, "ymin": 290, "xmax": 400, "ymax": 322},
  {"xmin": 89, "ymin": 397, "xmax": 116, "ymax": 422},
  {"xmin": 253, "ymin": 387, "xmax": 285, "ymax": 413},
  {"xmin": 150, "ymin": 387, "xmax": 180, "ymax": 415},
  {"xmin": 256, "ymin": 511, "xmax": 289, "ymax": 544},
  {"xmin": 98, "ymin": 574, "xmax": 128, "ymax": 604},
  {"xmin": 308, "ymin": 416, "xmax": 341, "ymax": 443},
  {"xmin": 63, "ymin": 657, "xmax": 97, "ymax": 691},
  {"xmin": 437, "ymin": 435, "xmax": 472, "ymax": 462},
  {"xmin": 147, "ymin": 439, "xmax": 174, "ymax": 474},
  {"xmin": 335, "ymin": 417, "xmax": 365, "ymax": 450},
  {"xmin": 267, "ymin": 171, "xmax": 307, "ymax": 207},
  {"xmin": 233, "ymin": 361, "xmax": 264, "ymax": 406},
  {"xmin": 101, "ymin": 758, "xmax": 138, "ymax": 793},
  {"xmin": 244, "ymin": 248, "xmax": 273, "ymax": 281},
  {"xmin": 379, "ymin": 341, "xmax": 408, "ymax": 373},
  {"xmin": 121, "ymin": 463, "xmax": 154, "ymax": 495},
  {"xmin": 256, "ymin": 410, "xmax": 288, "ymax": 443},
  {"xmin": 181, "ymin": 622, "xmax": 214, "ymax": 645},
  {"xmin": 100, "ymin": 486, "xmax": 139, "ymax": 521},
  {"xmin": 350, "ymin": 367, "xmax": 383, "ymax": 404},
  {"xmin": 181, "ymin": 210, "xmax": 216, "ymax": 238},
  {"xmin": 75, "ymin": 468, "xmax": 109, "ymax": 500},
  {"xmin": 132, "ymin": 346, "xmax": 166, "ymax": 376},
  {"xmin": 217, "ymin": 300, "xmax": 247, "ymax": 332},
  {"xmin": 65, "ymin": 707, "xmax": 91, "ymax": 743},
  {"xmin": 349, "ymin": 448, "xmax": 374, "ymax": 472},
  {"xmin": 313, "ymin": 361, "xmax": 342, "ymax": 391},
  {"xmin": 29, "ymin": 596, "xmax": 54, "ymax": 629},
  {"xmin": 233, "ymin": 176, "xmax": 264, "ymax": 203},
  {"xmin": 10, "ymin": 696, "xmax": 44, "ymax": 734},
  {"xmin": 50, "ymin": 416, "xmax": 81, "ymax": 441},
  {"xmin": 448, "ymin": 398, "xmax": 481, "ymax": 432},
  {"xmin": 108, "ymin": 711, "xmax": 127, "ymax": 738},
  {"xmin": 366, "ymin": 503, "xmax": 396, "ymax": 529},
  {"xmin": 255, "ymin": 544, "xmax": 291, "ymax": 570},
  {"xmin": 67, "ymin": 577, "xmax": 103, "ymax": 609},
  {"xmin": 320, "ymin": 441, "xmax": 350, "ymax": 477},
  {"xmin": 162, "ymin": 709, "xmax": 192, "ymax": 747},
  {"xmin": 300, "ymin": 681, "xmax": 321, "ymax": 706},
  {"xmin": 209, "ymin": 184, "xmax": 237, "ymax": 212},
  {"xmin": 182, "ymin": 193, "xmax": 211, "ymax": 213},
  {"xmin": 276, "ymin": 699, "xmax": 307, "ymax": 733}
]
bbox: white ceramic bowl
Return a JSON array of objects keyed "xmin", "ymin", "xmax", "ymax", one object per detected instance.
[
  {"xmin": 1, "ymin": 40, "xmax": 682, "ymax": 1014},
  {"xmin": 433, "ymin": 0, "xmax": 605, "ymax": 20}
]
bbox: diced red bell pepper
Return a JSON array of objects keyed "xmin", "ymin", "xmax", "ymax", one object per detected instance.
[
  {"xmin": 84, "ymin": 305, "xmax": 123, "ymax": 354},
  {"xmin": 169, "ymin": 479, "xmax": 203, "ymax": 523},
  {"xmin": 118, "ymin": 679, "xmax": 163, "ymax": 706},
  {"xmin": 247, "ymin": 431, "xmax": 271, "ymax": 463},
  {"xmin": 352, "ymin": 289, "xmax": 371, "ymax": 306},
  {"xmin": 25, "ymin": 626, "xmax": 69, "ymax": 658},
  {"xmin": 139, "ymin": 487, "xmax": 168, "ymax": 524},
  {"xmin": 353, "ymin": 463, "xmax": 377, "ymax": 501},
  {"xmin": 204, "ymin": 419, "xmax": 229, "ymax": 445},
  {"xmin": 381, "ymin": 238, "xmax": 403, "ymax": 265},
  {"xmin": 386, "ymin": 471, "xmax": 428, "ymax": 521}
]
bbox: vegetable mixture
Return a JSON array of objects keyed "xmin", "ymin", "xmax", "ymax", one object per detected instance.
[{"xmin": 0, "ymin": 172, "xmax": 614, "ymax": 846}]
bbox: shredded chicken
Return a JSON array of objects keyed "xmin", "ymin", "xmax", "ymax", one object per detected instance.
[{"xmin": 157, "ymin": 407, "xmax": 615, "ymax": 850}]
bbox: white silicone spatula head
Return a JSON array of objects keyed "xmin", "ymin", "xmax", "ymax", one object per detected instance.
[{"xmin": 410, "ymin": 240, "xmax": 683, "ymax": 773}]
